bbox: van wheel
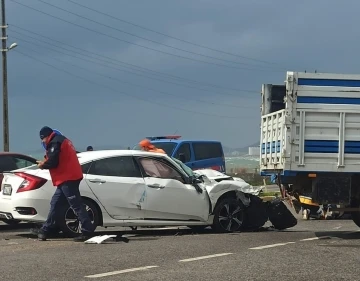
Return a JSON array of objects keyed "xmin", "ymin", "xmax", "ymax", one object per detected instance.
[
  {"xmin": 212, "ymin": 198, "xmax": 244, "ymax": 233},
  {"xmin": 56, "ymin": 199, "xmax": 100, "ymax": 238}
]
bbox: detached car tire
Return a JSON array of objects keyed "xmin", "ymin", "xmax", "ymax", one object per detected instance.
[
  {"xmin": 56, "ymin": 199, "xmax": 100, "ymax": 238},
  {"xmin": 212, "ymin": 197, "xmax": 244, "ymax": 233}
]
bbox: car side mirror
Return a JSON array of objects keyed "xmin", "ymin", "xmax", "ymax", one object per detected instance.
[
  {"xmin": 179, "ymin": 153, "xmax": 186, "ymax": 163},
  {"xmin": 192, "ymin": 178, "xmax": 202, "ymax": 184}
]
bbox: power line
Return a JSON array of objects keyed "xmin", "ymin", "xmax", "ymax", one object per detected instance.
[
  {"xmin": 66, "ymin": 0, "xmax": 283, "ymax": 67},
  {"xmin": 10, "ymin": 29, "xmax": 259, "ymax": 98},
  {"xmin": 36, "ymin": 0, "xmax": 283, "ymax": 70},
  {"xmin": 10, "ymin": 24, "xmax": 258, "ymax": 94},
  {"xmin": 9, "ymin": 0, "xmax": 282, "ymax": 72},
  {"xmin": 12, "ymin": 37, "xmax": 253, "ymax": 109},
  {"xmin": 14, "ymin": 49, "xmax": 249, "ymax": 119}
]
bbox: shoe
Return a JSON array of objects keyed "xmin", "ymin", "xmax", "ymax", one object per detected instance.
[
  {"xmin": 73, "ymin": 232, "xmax": 93, "ymax": 242},
  {"xmin": 30, "ymin": 228, "xmax": 41, "ymax": 236},
  {"xmin": 36, "ymin": 229, "xmax": 47, "ymax": 241}
]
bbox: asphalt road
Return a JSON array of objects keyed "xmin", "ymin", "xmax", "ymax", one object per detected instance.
[{"xmin": 0, "ymin": 219, "xmax": 360, "ymax": 281}]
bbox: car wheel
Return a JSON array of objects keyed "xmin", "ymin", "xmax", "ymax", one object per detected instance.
[
  {"xmin": 1, "ymin": 218, "xmax": 21, "ymax": 225},
  {"xmin": 212, "ymin": 198, "xmax": 244, "ymax": 233},
  {"xmin": 57, "ymin": 199, "xmax": 100, "ymax": 238}
]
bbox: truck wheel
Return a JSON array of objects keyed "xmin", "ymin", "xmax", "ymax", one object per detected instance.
[{"xmin": 212, "ymin": 198, "xmax": 244, "ymax": 233}]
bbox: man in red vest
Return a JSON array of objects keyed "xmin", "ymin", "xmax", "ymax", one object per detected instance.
[{"xmin": 34, "ymin": 126, "xmax": 94, "ymax": 241}]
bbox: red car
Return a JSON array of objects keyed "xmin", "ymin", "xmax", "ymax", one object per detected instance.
[{"xmin": 0, "ymin": 152, "xmax": 38, "ymax": 225}]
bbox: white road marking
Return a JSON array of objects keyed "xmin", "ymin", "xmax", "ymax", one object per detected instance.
[
  {"xmin": 179, "ymin": 253, "xmax": 233, "ymax": 262},
  {"xmin": 300, "ymin": 236, "xmax": 330, "ymax": 241},
  {"xmin": 249, "ymin": 242, "xmax": 295, "ymax": 250},
  {"xmin": 85, "ymin": 266, "xmax": 159, "ymax": 278}
]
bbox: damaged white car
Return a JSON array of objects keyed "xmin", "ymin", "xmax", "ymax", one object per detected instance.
[{"xmin": 0, "ymin": 150, "xmax": 296, "ymax": 237}]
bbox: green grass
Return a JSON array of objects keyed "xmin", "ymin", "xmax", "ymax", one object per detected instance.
[{"xmin": 260, "ymin": 191, "xmax": 280, "ymax": 197}]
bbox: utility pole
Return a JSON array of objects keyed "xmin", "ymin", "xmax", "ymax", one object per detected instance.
[{"xmin": 1, "ymin": 0, "xmax": 9, "ymax": 152}]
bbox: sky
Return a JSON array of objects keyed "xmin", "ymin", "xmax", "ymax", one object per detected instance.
[{"xmin": 2, "ymin": 0, "xmax": 360, "ymax": 153}]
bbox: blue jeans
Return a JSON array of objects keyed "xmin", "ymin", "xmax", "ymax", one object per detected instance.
[{"xmin": 41, "ymin": 179, "xmax": 94, "ymax": 234}]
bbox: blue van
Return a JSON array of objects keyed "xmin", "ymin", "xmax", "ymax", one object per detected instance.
[{"xmin": 138, "ymin": 136, "xmax": 226, "ymax": 173}]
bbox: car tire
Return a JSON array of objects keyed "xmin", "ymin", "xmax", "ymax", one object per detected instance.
[
  {"xmin": 211, "ymin": 198, "xmax": 244, "ymax": 233},
  {"xmin": 1, "ymin": 218, "xmax": 21, "ymax": 225},
  {"xmin": 56, "ymin": 199, "xmax": 100, "ymax": 238}
]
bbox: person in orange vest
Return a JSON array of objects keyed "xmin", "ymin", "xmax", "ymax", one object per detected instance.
[{"xmin": 139, "ymin": 139, "xmax": 166, "ymax": 154}]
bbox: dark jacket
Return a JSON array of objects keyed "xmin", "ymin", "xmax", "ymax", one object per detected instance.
[{"xmin": 42, "ymin": 132, "xmax": 83, "ymax": 186}]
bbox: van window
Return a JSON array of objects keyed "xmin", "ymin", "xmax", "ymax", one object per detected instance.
[
  {"xmin": 150, "ymin": 142, "xmax": 177, "ymax": 155},
  {"xmin": 193, "ymin": 142, "xmax": 223, "ymax": 160},
  {"xmin": 175, "ymin": 143, "xmax": 191, "ymax": 162}
]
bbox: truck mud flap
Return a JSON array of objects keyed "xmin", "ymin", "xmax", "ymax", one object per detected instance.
[
  {"xmin": 267, "ymin": 198, "xmax": 297, "ymax": 230},
  {"xmin": 242, "ymin": 195, "xmax": 269, "ymax": 231}
]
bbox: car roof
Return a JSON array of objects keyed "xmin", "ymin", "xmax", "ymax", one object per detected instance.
[
  {"xmin": 0, "ymin": 152, "xmax": 35, "ymax": 158},
  {"xmin": 77, "ymin": 149, "xmax": 171, "ymax": 163}
]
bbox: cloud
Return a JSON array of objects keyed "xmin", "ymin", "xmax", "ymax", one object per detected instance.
[{"xmin": 2, "ymin": 0, "xmax": 360, "ymax": 152}]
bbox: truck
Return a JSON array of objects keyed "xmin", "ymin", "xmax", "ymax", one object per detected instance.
[{"xmin": 260, "ymin": 71, "xmax": 360, "ymax": 226}]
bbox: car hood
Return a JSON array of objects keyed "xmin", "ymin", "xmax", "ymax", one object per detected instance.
[{"xmin": 193, "ymin": 169, "xmax": 263, "ymax": 196}]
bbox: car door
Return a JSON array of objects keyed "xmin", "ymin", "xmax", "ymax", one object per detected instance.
[
  {"xmin": 85, "ymin": 156, "xmax": 147, "ymax": 220},
  {"xmin": 137, "ymin": 156, "xmax": 210, "ymax": 222}
]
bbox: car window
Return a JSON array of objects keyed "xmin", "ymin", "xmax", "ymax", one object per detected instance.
[
  {"xmin": 0, "ymin": 156, "xmax": 17, "ymax": 171},
  {"xmin": 0, "ymin": 156, "xmax": 37, "ymax": 172},
  {"xmin": 88, "ymin": 156, "xmax": 141, "ymax": 177},
  {"xmin": 174, "ymin": 143, "xmax": 191, "ymax": 162},
  {"xmin": 193, "ymin": 142, "xmax": 223, "ymax": 160},
  {"xmin": 81, "ymin": 162, "xmax": 92, "ymax": 174},
  {"xmin": 140, "ymin": 158, "xmax": 185, "ymax": 183},
  {"xmin": 13, "ymin": 157, "xmax": 37, "ymax": 169},
  {"xmin": 171, "ymin": 157, "xmax": 194, "ymax": 177}
]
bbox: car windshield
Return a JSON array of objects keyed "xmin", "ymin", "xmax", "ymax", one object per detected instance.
[{"xmin": 171, "ymin": 157, "xmax": 194, "ymax": 177}]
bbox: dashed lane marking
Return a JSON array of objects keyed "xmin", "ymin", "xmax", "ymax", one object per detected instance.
[
  {"xmin": 84, "ymin": 266, "xmax": 159, "ymax": 278},
  {"xmin": 179, "ymin": 253, "xmax": 233, "ymax": 262},
  {"xmin": 249, "ymin": 242, "xmax": 295, "ymax": 250},
  {"xmin": 300, "ymin": 236, "xmax": 330, "ymax": 241}
]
